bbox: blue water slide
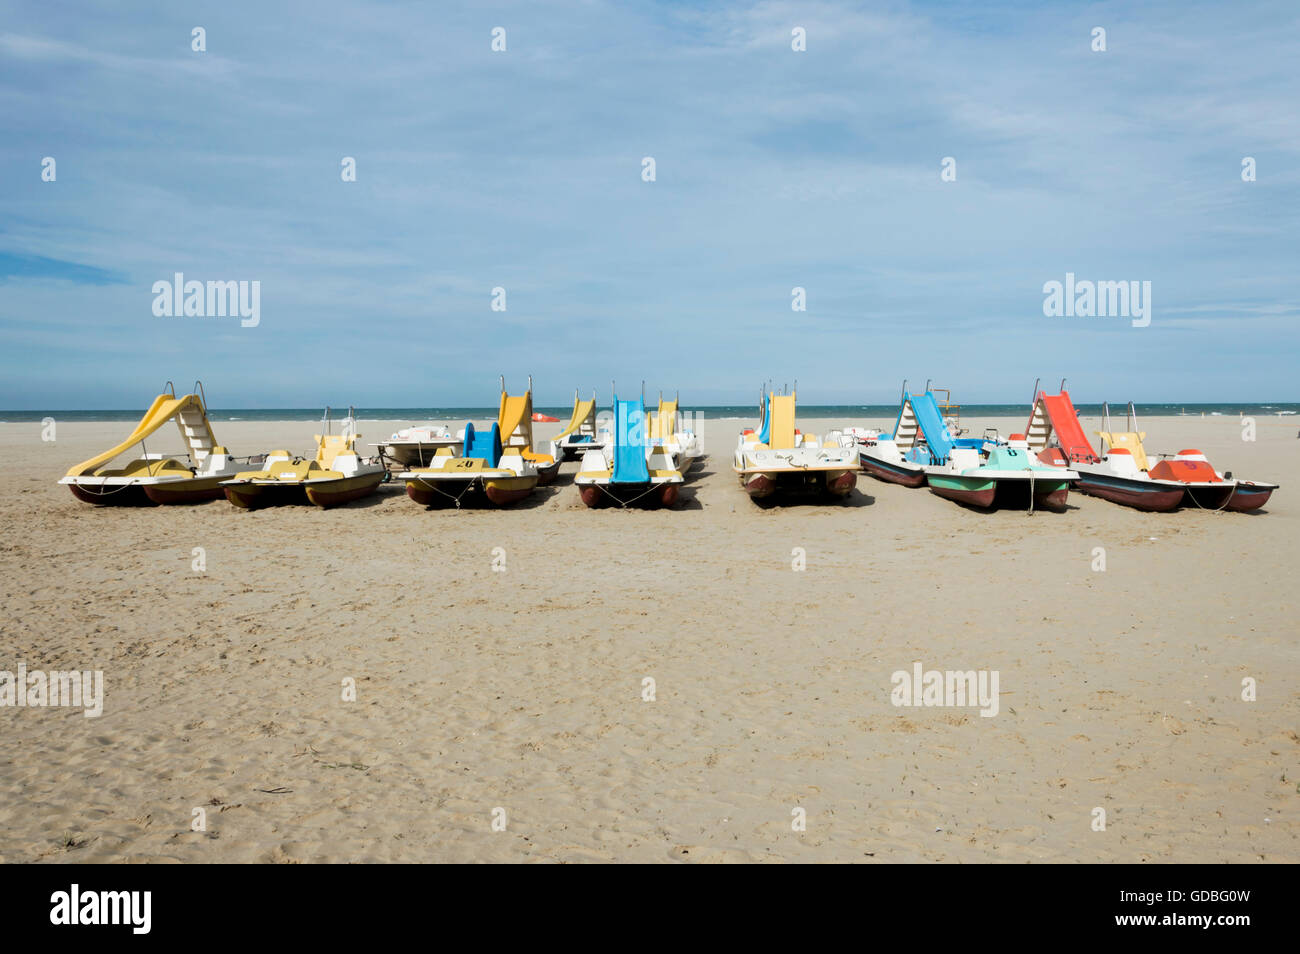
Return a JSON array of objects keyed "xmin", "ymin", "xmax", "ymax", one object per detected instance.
[
  {"xmin": 462, "ymin": 421, "xmax": 502, "ymax": 467},
  {"xmin": 757, "ymin": 393, "xmax": 771, "ymax": 446},
  {"xmin": 612, "ymin": 397, "xmax": 650, "ymax": 484},
  {"xmin": 903, "ymin": 391, "xmax": 957, "ymax": 465}
]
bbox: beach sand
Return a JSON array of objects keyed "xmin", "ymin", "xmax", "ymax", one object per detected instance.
[{"xmin": 0, "ymin": 411, "xmax": 1296, "ymax": 863}]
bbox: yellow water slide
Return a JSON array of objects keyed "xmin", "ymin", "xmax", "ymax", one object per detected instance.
[
  {"xmin": 553, "ymin": 394, "xmax": 596, "ymax": 442},
  {"xmin": 1095, "ymin": 430, "xmax": 1150, "ymax": 471},
  {"xmin": 768, "ymin": 392, "xmax": 797, "ymax": 449},
  {"xmin": 65, "ymin": 392, "xmax": 216, "ymax": 477},
  {"xmin": 497, "ymin": 390, "xmax": 532, "ymax": 448},
  {"xmin": 650, "ymin": 397, "xmax": 679, "ymax": 441}
]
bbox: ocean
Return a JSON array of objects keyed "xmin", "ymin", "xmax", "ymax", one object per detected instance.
[{"xmin": 1, "ymin": 403, "xmax": 1297, "ymax": 423}]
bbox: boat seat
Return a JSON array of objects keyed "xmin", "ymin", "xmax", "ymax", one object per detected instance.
[
  {"xmin": 1097, "ymin": 430, "xmax": 1150, "ymax": 471},
  {"xmin": 1105, "ymin": 448, "xmax": 1142, "ymax": 476},
  {"xmin": 315, "ymin": 434, "xmax": 360, "ymax": 470}
]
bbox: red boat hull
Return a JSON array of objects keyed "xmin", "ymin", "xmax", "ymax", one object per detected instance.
[
  {"xmin": 1225, "ymin": 483, "xmax": 1276, "ymax": 512},
  {"xmin": 827, "ymin": 470, "xmax": 857, "ymax": 496},
  {"xmin": 579, "ymin": 483, "xmax": 678, "ymax": 508},
  {"xmin": 743, "ymin": 474, "xmax": 775, "ymax": 499},
  {"xmin": 860, "ymin": 458, "xmax": 926, "ymax": 487},
  {"xmin": 485, "ymin": 484, "xmax": 534, "ymax": 506},
  {"xmin": 1037, "ymin": 486, "xmax": 1069, "ymax": 508},
  {"xmin": 742, "ymin": 469, "xmax": 854, "ymax": 500},
  {"xmin": 929, "ymin": 485, "xmax": 997, "ymax": 508},
  {"xmin": 1075, "ymin": 477, "xmax": 1185, "ymax": 512}
]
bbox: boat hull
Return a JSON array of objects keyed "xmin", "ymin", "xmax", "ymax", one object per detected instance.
[
  {"xmin": 930, "ymin": 473, "xmax": 1071, "ymax": 510},
  {"xmin": 224, "ymin": 473, "xmax": 383, "ymax": 510},
  {"xmin": 141, "ymin": 477, "xmax": 231, "ymax": 505},
  {"xmin": 927, "ymin": 476, "xmax": 997, "ymax": 508},
  {"xmin": 405, "ymin": 474, "xmax": 537, "ymax": 507},
  {"xmin": 224, "ymin": 482, "xmax": 307, "ymax": 510},
  {"xmin": 859, "ymin": 452, "xmax": 927, "ymax": 487},
  {"xmin": 737, "ymin": 468, "xmax": 855, "ymax": 500},
  {"xmin": 534, "ymin": 460, "xmax": 561, "ymax": 485},
  {"xmin": 485, "ymin": 477, "xmax": 538, "ymax": 506},
  {"xmin": 303, "ymin": 473, "xmax": 385, "ymax": 508},
  {"xmin": 578, "ymin": 481, "xmax": 679, "ymax": 509},
  {"xmin": 1075, "ymin": 474, "xmax": 1186, "ymax": 512},
  {"xmin": 994, "ymin": 479, "xmax": 1071, "ymax": 510},
  {"xmin": 1225, "ymin": 482, "xmax": 1277, "ymax": 512},
  {"xmin": 66, "ymin": 482, "xmax": 156, "ymax": 506},
  {"xmin": 379, "ymin": 443, "xmax": 457, "ymax": 468},
  {"xmin": 558, "ymin": 440, "xmax": 603, "ymax": 462}
]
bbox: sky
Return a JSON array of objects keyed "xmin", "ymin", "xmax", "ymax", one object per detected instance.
[{"xmin": 1, "ymin": 0, "xmax": 1298, "ymax": 409}]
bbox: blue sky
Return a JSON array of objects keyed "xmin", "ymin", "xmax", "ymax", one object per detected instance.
[{"xmin": 1, "ymin": 0, "xmax": 1297, "ymax": 408}]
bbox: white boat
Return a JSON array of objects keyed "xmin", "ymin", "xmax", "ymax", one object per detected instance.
[
  {"xmin": 550, "ymin": 391, "xmax": 605, "ymax": 460},
  {"xmin": 59, "ymin": 381, "xmax": 242, "ymax": 505},
  {"xmin": 648, "ymin": 392, "xmax": 702, "ymax": 476},
  {"xmin": 865, "ymin": 384, "xmax": 1075, "ymax": 509},
  {"xmin": 1031, "ymin": 396, "xmax": 1277, "ymax": 512},
  {"xmin": 395, "ymin": 381, "xmax": 550, "ymax": 507},
  {"xmin": 575, "ymin": 395, "xmax": 683, "ymax": 508},
  {"xmin": 375, "ymin": 423, "xmax": 460, "ymax": 467},
  {"xmin": 733, "ymin": 389, "xmax": 857, "ymax": 500}
]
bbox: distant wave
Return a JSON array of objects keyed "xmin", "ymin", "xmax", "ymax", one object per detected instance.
[{"xmin": 2, "ymin": 402, "xmax": 1297, "ymax": 423}]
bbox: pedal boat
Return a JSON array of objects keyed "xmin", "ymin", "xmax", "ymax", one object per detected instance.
[
  {"xmin": 859, "ymin": 384, "xmax": 976, "ymax": 490},
  {"xmin": 857, "ymin": 384, "xmax": 1074, "ymax": 509},
  {"xmin": 374, "ymin": 423, "xmax": 459, "ymax": 467},
  {"xmin": 221, "ymin": 419, "xmax": 385, "ymax": 509},
  {"xmin": 498, "ymin": 378, "xmax": 560, "ymax": 483},
  {"xmin": 59, "ymin": 382, "xmax": 241, "ymax": 505},
  {"xmin": 733, "ymin": 390, "xmax": 857, "ymax": 500},
  {"xmin": 550, "ymin": 391, "xmax": 606, "ymax": 461},
  {"xmin": 1074, "ymin": 445, "xmax": 1276, "ymax": 513},
  {"xmin": 397, "ymin": 421, "xmax": 539, "ymax": 507},
  {"xmin": 859, "ymin": 383, "xmax": 971, "ymax": 489},
  {"xmin": 858, "ymin": 433, "xmax": 928, "ymax": 487},
  {"xmin": 1031, "ymin": 395, "xmax": 1276, "ymax": 512},
  {"xmin": 925, "ymin": 439, "xmax": 1076, "ymax": 510},
  {"xmin": 575, "ymin": 396, "xmax": 683, "ymax": 508},
  {"xmin": 648, "ymin": 392, "xmax": 702, "ymax": 477}
]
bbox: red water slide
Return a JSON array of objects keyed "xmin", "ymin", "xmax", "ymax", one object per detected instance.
[{"xmin": 1039, "ymin": 390, "xmax": 1100, "ymax": 463}]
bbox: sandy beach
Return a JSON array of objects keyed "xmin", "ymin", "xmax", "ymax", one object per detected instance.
[{"xmin": 0, "ymin": 411, "xmax": 1296, "ymax": 863}]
